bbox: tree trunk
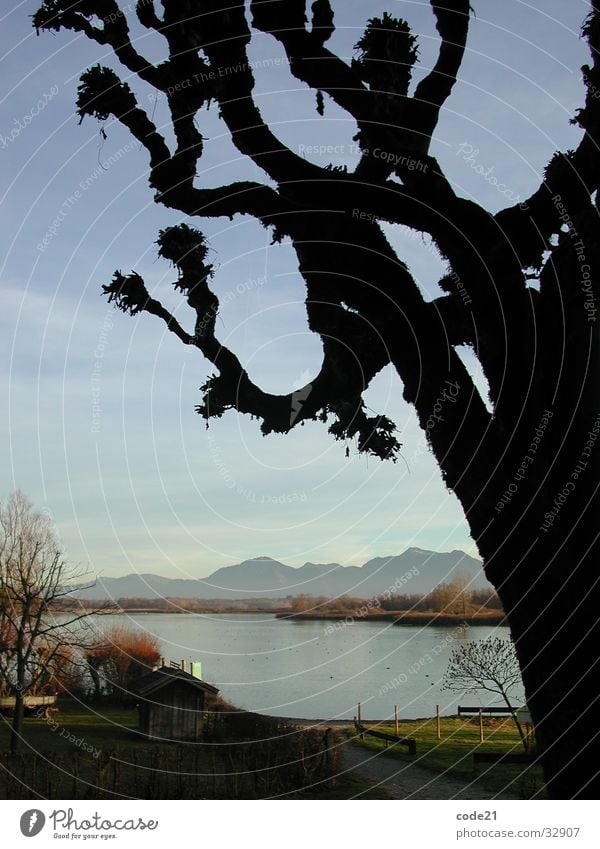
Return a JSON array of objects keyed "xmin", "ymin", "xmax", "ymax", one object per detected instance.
[
  {"xmin": 499, "ymin": 690, "xmax": 528, "ymax": 753},
  {"xmin": 88, "ymin": 664, "xmax": 102, "ymax": 702},
  {"xmin": 477, "ymin": 466, "xmax": 600, "ymax": 798},
  {"xmin": 508, "ymin": 572, "xmax": 600, "ymax": 797},
  {"xmin": 10, "ymin": 633, "xmax": 26, "ymax": 753},
  {"xmin": 506, "ymin": 549, "xmax": 600, "ymax": 799},
  {"xmin": 10, "ymin": 685, "xmax": 24, "ymax": 754}
]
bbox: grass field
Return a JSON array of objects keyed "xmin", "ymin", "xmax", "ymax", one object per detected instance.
[
  {"xmin": 0, "ymin": 703, "xmax": 544, "ymax": 799},
  {"xmin": 350, "ymin": 716, "xmax": 545, "ymax": 798},
  {"xmin": 0, "ymin": 700, "xmax": 387, "ymax": 800}
]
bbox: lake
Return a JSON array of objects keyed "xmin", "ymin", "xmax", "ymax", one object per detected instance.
[{"xmin": 87, "ymin": 613, "xmax": 523, "ymax": 720}]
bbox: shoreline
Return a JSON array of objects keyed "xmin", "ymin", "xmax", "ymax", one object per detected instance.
[
  {"xmin": 52, "ymin": 606, "xmax": 292, "ymax": 615},
  {"xmin": 276, "ymin": 611, "xmax": 506, "ymax": 626},
  {"xmin": 54, "ymin": 608, "xmax": 506, "ymax": 625}
]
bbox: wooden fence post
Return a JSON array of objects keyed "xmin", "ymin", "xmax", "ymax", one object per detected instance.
[
  {"xmin": 436, "ymin": 704, "xmax": 441, "ymax": 740},
  {"xmin": 394, "ymin": 704, "xmax": 399, "ymax": 736},
  {"xmin": 479, "ymin": 709, "xmax": 484, "ymax": 744}
]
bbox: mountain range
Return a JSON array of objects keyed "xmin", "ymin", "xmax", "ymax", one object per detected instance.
[{"xmin": 71, "ymin": 548, "xmax": 489, "ymax": 600}]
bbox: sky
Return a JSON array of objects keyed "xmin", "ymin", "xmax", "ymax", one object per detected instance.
[{"xmin": 0, "ymin": 1, "xmax": 592, "ymax": 579}]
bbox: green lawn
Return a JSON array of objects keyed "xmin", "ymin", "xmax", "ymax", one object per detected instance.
[
  {"xmin": 0, "ymin": 699, "xmax": 139, "ymax": 753},
  {"xmin": 349, "ymin": 716, "xmax": 546, "ymax": 798},
  {"xmin": 0, "ymin": 700, "xmax": 387, "ymax": 799},
  {"xmin": 0, "ymin": 700, "xmax": 162, "ymax": 799}
]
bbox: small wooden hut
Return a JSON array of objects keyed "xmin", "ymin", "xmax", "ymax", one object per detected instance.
[{"xmin": 134, "ymin": 666, "xmax": 219, "ymax": 741}]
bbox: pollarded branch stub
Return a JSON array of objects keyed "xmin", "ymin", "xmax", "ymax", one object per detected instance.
[
  {"xmin": 76, "ymin": 65, "xmax": 136, "ymax": 123},
  {"xmin": 101, "ymin": 268, "xmax": 195, "ymax": 345},
  {"xmin": 350, "ymin": 13, "xmax": 421, "ymax": 177},
  {"xmin": 352, "ymin": 13, "xmax": 418, "ymax": 98},
  {"xmin": 102, "ymin": 271, "xmax": 150, "ymax": 316},
  {"xmin": 156, "ymin": 225, "xmax": 213, "ymax": 281},
  {"xmin": 155, "ymin": 225, "xmax": 218, "ymax": 336},
  {"xmin": 74, "ymin": 63, "xmax": 172, "ymax": 182}
]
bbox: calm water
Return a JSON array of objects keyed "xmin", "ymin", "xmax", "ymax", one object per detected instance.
[{"xmin": 88, "ymin": 613, "xmax": 523, "ymax": 720}]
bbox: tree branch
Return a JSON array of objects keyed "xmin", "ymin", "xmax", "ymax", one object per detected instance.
[
  {"xmin": 77, "ymin": 65, "xmax": 171, "ymax": 170},
  {"xmin": 100, "ymin": 223, "xmax": 403, "ymax": 458},
  {"xmin": 33, "ymin": 1, "xmax": 165, "ymax": 90},
  {"xmin": 250, "ymin": 0, "xmax": 371, "ymax": 125},
  {"xmin": 412, "ymin": 1, "xmax": 472, "ymax": 151},
  {"xmin": 190, "ymin": 1, "xmax": 326, "ymax": 185}
]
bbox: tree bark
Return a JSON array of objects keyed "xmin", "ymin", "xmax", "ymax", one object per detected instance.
[
  {"xmin": 88, "ymin": 664, "xmax": 102, "ymax": 702},
  {"xmin": 10, "ymin": 655, "xmax": 25, "ymax": 754},
  {"xmin": 477, "ymin": 471, "xmax": 600, "ymax": 798}
]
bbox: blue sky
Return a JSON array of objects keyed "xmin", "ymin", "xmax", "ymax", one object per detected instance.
[{"xmin": 0, "ymin": 1, "xmax": 592, "ymax": 578}]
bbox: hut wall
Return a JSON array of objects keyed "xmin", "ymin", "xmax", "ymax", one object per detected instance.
[{"xmin": 146, "ymin": 683, "xmax": 204, "ymax": 740}]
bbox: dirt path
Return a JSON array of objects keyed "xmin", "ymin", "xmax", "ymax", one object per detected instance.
[
  {"xmin": 280, "ymin": 717, "xmax": 521, "ymax": 799},
  {"xmin": 337, "ymin": 738, "xmax": 519, "ymax": 799}
]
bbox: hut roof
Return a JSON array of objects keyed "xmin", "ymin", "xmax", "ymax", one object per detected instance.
[{"xmin": 134, "ymin": 666, "xmax": 219, "ymax": 697}]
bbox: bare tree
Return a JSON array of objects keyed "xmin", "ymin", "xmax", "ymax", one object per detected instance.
[
  {"xmin": 32, "ymin": 0, "xmax": 600, "ymax": 797},
  {"xmin": 443, "ymin": 636, "xmax": 529, "ymax": 750},
  {"xmin": 0, "ymin": 491, "xmax": 94, "ymax": 752}
]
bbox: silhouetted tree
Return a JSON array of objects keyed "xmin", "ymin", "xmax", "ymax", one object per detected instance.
[
  {"xmin": 33, "ymin": 0, "xmax": 600, "ymax": 797},
  {"xmin": 443, "ymin": 637, "xmax": 529, "ymax": 751}
]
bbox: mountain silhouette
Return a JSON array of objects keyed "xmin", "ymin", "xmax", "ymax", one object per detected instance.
[{"xmin": 71, "ymin": 548, "xmax": 488, "ymax": 600}]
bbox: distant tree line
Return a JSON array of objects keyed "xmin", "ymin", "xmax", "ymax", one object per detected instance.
[
  {"xmin": 288, "ymin": 576, "xmax": 502, "ymax": 615},
  {"xmin": 53, "ymin": 596, "xmax": 289, "ymax": 613},
  {"xmin": 379, "ymin": 584, "xmax": 503, "ymax": 614},
  {"xmin": 61, "ymin": 583, "xmax": 502, "ymax": 617}
]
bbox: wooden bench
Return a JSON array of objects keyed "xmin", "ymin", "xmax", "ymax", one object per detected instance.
[{"xmin": 458, "ymin": 705, "xmax": 519, "ymax": 716}]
